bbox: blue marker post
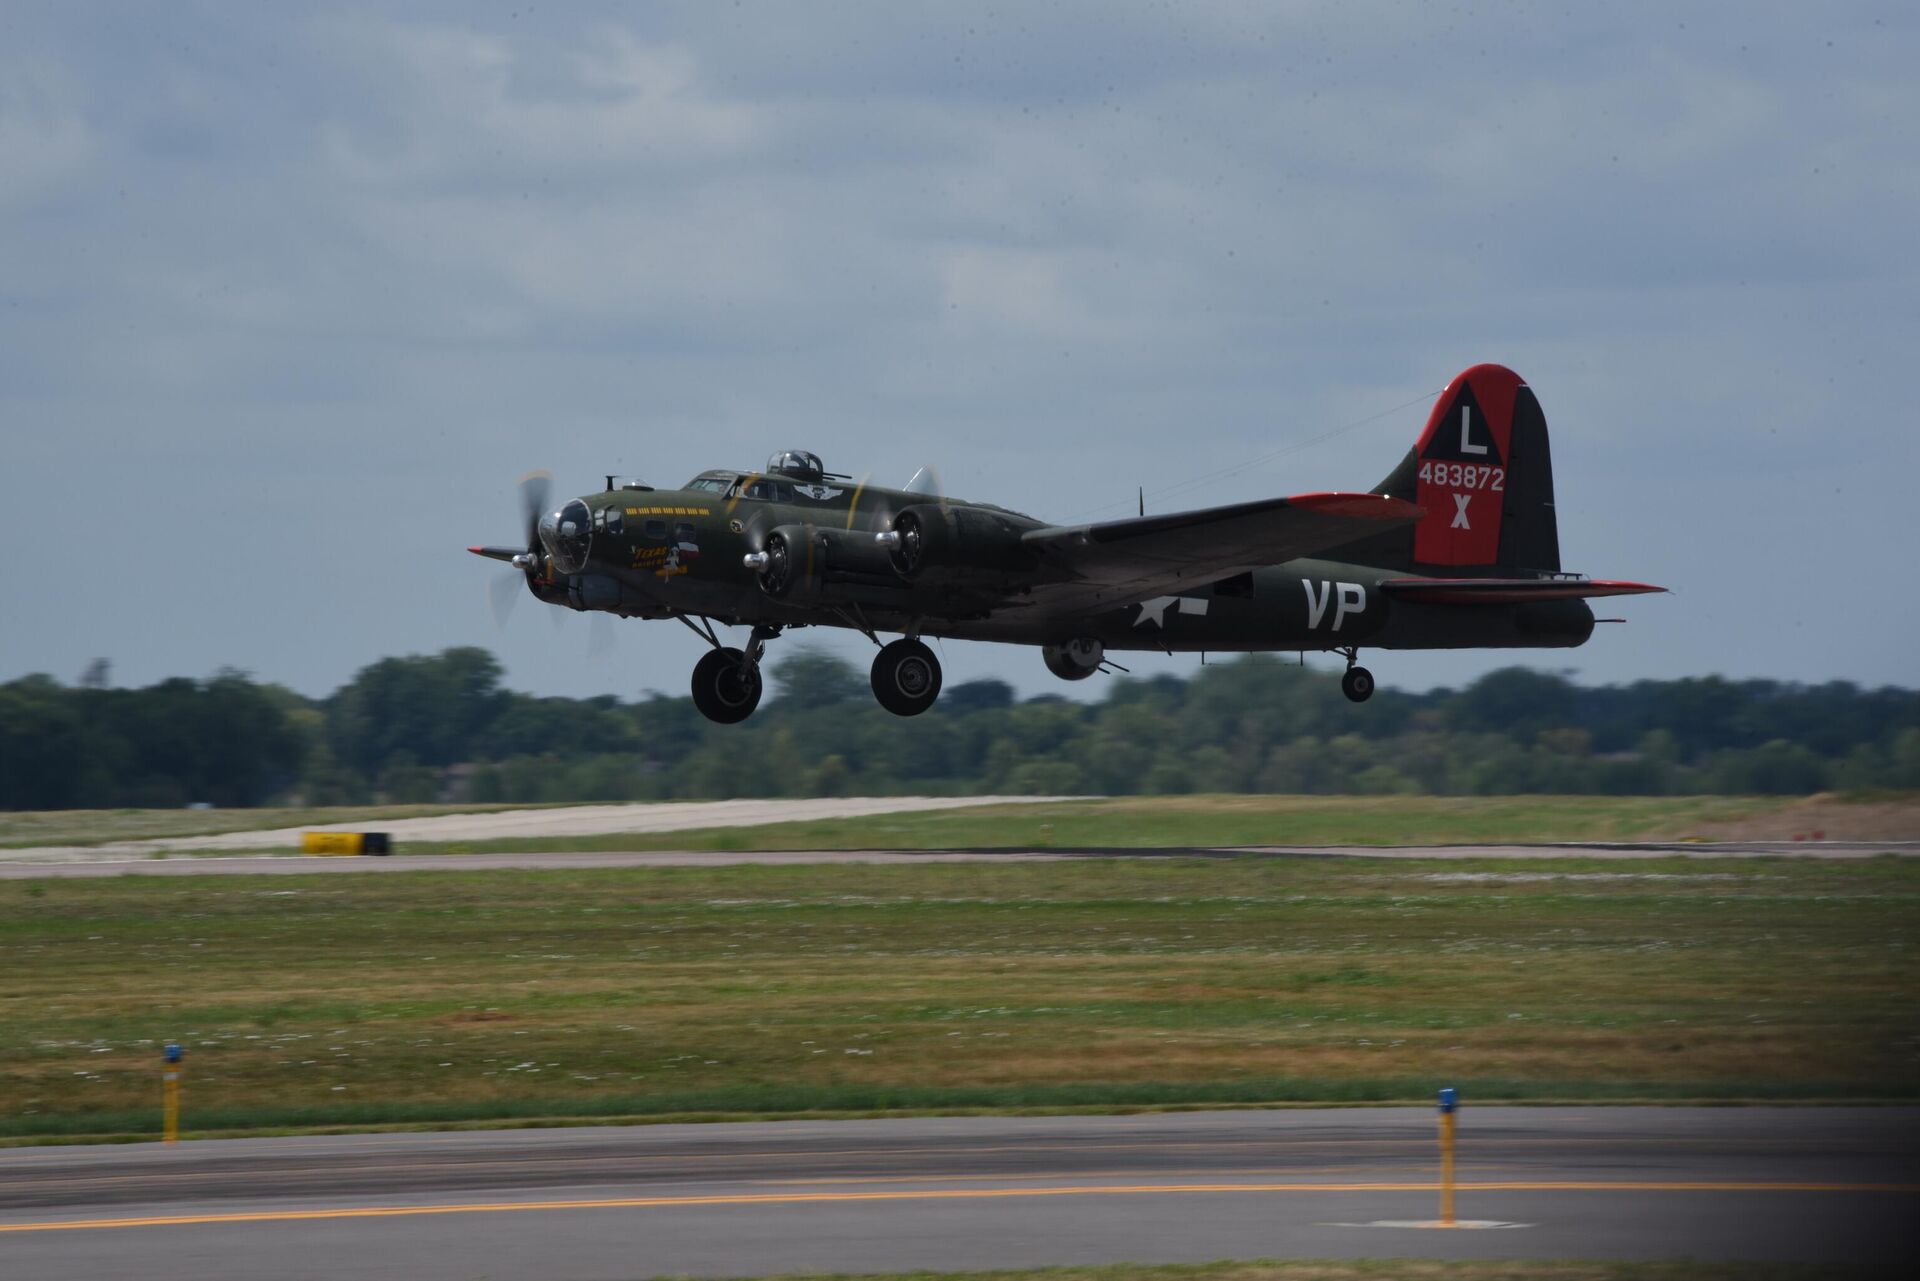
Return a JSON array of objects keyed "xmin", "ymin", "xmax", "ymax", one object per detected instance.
[
  {"xmin": 1436, "ymin": 1086, "xmax": 1459, "ymax": 1226},
  {"xmin": 163, "ymin": 1042, "xmax": 184, "ymax": 1145}
]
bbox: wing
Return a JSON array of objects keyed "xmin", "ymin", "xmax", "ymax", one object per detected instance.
[
  {"xmin": 1381, "ymin": 577, "xmax": 1666, "ymax": 604},
  {"xmin": 1018, "ymin": 492, "xmax": 1421, "ymax": 613}
]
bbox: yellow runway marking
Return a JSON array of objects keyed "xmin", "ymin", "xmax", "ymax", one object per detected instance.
[
  {"xmin": 2, "ymin": 1180, "xmax": 1914, "ymax": 1234},
  {"xmin": 0, "ymin": 1161, "xmax": 1432, "ymax": 1195}
]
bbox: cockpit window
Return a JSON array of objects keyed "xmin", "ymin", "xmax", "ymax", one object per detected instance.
[
  {"xmin": 684, "ymin": 476, "xmax": 732, "ymax": 493},
  {"xmin": 732, "ymin": 477, "xmax": 792, "ymax": 502}
]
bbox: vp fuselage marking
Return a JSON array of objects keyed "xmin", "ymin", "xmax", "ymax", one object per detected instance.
[{"xmin": 1304, "ymin": 579, "xmax": 1366, "ymax": 631}]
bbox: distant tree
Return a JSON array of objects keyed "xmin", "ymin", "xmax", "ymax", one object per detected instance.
[
  {"xmin": 329, "ymin": 647, "xmax": 506, "ymax": 774},
  {"xmin": 1895, "ymin": 729, "xmax": 1920, "ymax": 789},
  {"xmin": 1451, "ymin": 667, "xmax": 1577, "ymax": 740},
  {"xmin": 0, "ymin": 676, "xmax": 107, "ymax": 808},
  {"xmin": 1705, "ymin": 740, "xmax": 1831, "ymax": 795},
  {"xmin": 8, "ymin": 646, "xmax": 1920, "ymax": 811},
  {"xmin": 769, "ymin": 648, "xmax": 865, "ymax": 709},
  {"xmin": 942, "ymin": 679, "xmax": 1015, "ymax": 713}
]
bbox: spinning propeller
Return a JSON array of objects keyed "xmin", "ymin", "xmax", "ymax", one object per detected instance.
[
  {"xmin": 471, "ymin": 472, "xmax": 619, "ymax": 659},
  {"xmin": 869, "ymin": 464, "xmax": 948, "ymax": 574},
  {"xmin": 851, "ymin": 464, "xmax": 946, "ymax": 540},
  {"xmin": 471, "ymin": 471, "xmax": 553, "ymax": 629}
]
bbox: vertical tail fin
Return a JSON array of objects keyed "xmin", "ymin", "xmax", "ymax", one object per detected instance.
[{"xmin": 1347, "ymin": 363, "xmax": 1560, "ymax": 574}]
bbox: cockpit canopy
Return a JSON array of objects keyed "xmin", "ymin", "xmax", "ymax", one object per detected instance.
[{"xmin": 765, "ymin": 450, "xmax": 825, "ymax": 481}]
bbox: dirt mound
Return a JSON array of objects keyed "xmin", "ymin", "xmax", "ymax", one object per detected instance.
[{"xmin": 1684, "ymin": 794, "xmax": 1920, "ymax": 843}]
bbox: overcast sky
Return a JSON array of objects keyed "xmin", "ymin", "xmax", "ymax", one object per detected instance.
[{"xmin": 3, "ymin": 2, "xmax": 1915, "ymax": 702}]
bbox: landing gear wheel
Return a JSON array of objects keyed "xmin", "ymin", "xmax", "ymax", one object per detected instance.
[
  {"xmin": 870, "ymin": 638, "xmax": 942, "ymax": 716},
  {"xmin": 1341, "ymin": 665, "xmax": 1375, "ymax": 704},
  {"xmin": 691, "ymin": 647, "xmax": 763, "ymax": 723}
]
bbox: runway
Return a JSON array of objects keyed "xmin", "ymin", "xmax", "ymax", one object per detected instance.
[
  {"xmin": 2, "ymin": 1109, "xmax": 1914, "ymax": 1277},
  {"xmin": 0, "ymin": 840, "xmax": 1912, "ymax": 878}
]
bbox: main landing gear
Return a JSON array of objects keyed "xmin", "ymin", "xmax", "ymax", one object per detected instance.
[
  {"xmin": 684, "ymin": 620, "xmax": 777, "ymax": 724},
  {"xmin": 682, "ymin": 619, "xmax": 945, "ymax": 723},
  {"xmin": 690, "ymin": 647, "xmax": 762, "ymax": 723},
  {"xmin": 870, "ymin": 638, "xmax": 942, "ymax": 717},
  {"xmin": 1337, "ymin": 647, "xmax": 1375, "ymax": 704}
]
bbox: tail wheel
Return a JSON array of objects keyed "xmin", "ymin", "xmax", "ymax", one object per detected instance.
[
  {"xmin": 692, "ymin": 647, "xmax": 763, "ymax": 723},
  {"xmin": 1341, "ymin": 665, "xmax": 1375, "ymax": 704},
  {"xmin": 870, "ymin": 638, "xmax": 942, "ymax": 716}
]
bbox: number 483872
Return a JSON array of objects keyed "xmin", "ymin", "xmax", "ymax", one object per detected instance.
[{"xmin": 1419, "ymin": 461, "xmax": 1504, "ymax": 491}]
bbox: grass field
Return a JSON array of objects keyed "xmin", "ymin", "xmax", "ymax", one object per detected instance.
[{"xmin": 1, "ymin": 854, "xmax": 1914, "ymax": 1141}]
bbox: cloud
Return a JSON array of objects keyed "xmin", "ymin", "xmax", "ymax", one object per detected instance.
[
  {"xmin": 318, "ymin": 23, "xmax": 765, "ymax": 188},
  {"xmin": 1, "ymin": 2, "xmax": 1915, "ymax": 700}
]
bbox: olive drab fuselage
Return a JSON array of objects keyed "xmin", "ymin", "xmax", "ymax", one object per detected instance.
[
  {"xmin": 544, "ymin": 483, "xmax": 1594, "ymax": 654},
  {"xmin": 475, "ymin": 366, "xmax": 1663, "ymax": 721}
]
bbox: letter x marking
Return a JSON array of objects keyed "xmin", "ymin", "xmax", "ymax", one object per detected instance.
[{"xmin": 1451, "ymin": 493, "xmax": 1472, "ymax": 529}]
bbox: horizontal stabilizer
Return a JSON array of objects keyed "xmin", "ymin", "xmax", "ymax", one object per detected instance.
[{"xmin": 1382, "ymin": 577, "xmax": 1665, "ymax": 605}]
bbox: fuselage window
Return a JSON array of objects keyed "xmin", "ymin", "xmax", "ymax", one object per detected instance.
[
  {"xmin": 644, "ymin": 519, "xmax": 667, "ymax": 539},
  {"xmin": 1213, "ymin": 572, "xmax": 1255, "ymax": 598},
  {"xmin": 604, "ymin": 508, "xmax": 624, "ymax": 535}
]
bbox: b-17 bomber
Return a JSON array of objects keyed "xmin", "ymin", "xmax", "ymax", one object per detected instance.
[{"xmin": 471, "ymin": 363, "xmax": 1663, "ymax": 723}]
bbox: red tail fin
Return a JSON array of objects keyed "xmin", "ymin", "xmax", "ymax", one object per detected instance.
[
  {"xmin": 1413, "ymin": 364, "xmax": 1525, "ymax": 566},
  {"xmin": 1349, "ymin": 363, "xmax": 1561, "ymax": 574}
]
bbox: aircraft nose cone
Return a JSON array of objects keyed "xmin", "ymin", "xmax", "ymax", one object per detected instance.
[{"xmin": 539, "ymin": 498, "xmax": 594, "ymax": 574}]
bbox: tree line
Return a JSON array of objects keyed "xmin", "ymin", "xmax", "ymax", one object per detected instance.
[{"xmin": 3, "ymin": 648, "xmax": 1918, "ymax": 809}]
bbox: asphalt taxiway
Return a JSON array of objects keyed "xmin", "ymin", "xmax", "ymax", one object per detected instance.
[{"xmin": 2, "ymin": 1108, "xmax": 1914, "ymax": 1278}]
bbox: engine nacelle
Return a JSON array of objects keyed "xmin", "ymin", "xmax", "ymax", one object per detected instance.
[
  {"xmin": 753, "ymin": 524, "xmax": 895, "ymax": 602},
  {"xmin": 1042, "ymin": 638, "xmax": 1104, "ymax": 681},
  {"xmin": 887, "ymin": 504, "xmax": 1035, "ymax": 579}
]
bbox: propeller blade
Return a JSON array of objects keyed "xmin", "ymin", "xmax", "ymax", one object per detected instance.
[
  {"xmin": 487, "ymin": 571, "xmax": 522, "ymax": 630},
  {"xmin": 849, "ymin": 471, "xmax": 884, "ymax": 532},
  {"xmin": 587, "ymin": 612, "xmax": 615, "ymax": 659},
  {"xmin": 903, "ymin": 465, "xmax": 943, "ymax": 499},
  {"xmin": 476, "ymin": 473, "xmax": 552, "ymax": 630},
  {"xmin": 518, "ymin": 470, "xmax": 552, "ymax": 550}
]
